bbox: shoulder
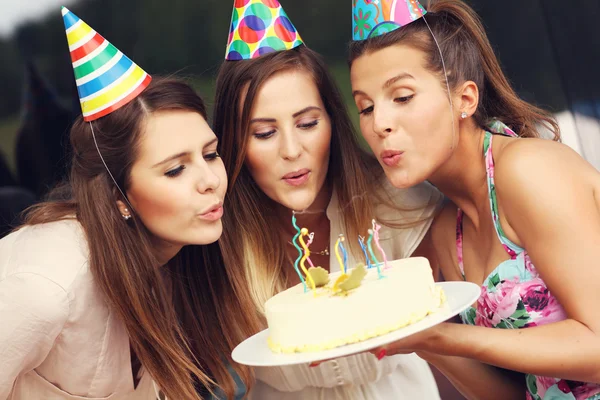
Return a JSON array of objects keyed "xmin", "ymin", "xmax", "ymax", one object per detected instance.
[
  {"xmin": 1, "ymin": 272, "xmax": 70, "ymax": 323},
  {"xmin": 493, "ymin": 137, "xmax": 596, "ymax": 216},
  {"xmin": 494, "ymin": 137, "xmax": 593, "ymax": 190},
  {"xmin": 1, "ymin": 219, "xmax": 90, "ymax": 290}
]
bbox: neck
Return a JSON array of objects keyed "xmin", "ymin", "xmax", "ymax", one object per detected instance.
[
  {"xmin": 280, "ymin": 181, "xmax": 333, "ymax": 240},
  {"xmin": 428, "ymin": 121, "xmax": 490, "ymax": 228},
  {"xmin": 154, "ymin": 240, "xmax": 183, "ymax": 266}
]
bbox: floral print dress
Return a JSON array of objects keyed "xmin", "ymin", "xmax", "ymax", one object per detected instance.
[{"xmin": 456, "ymin": 121, "xmax": 600, "ymax": 400}]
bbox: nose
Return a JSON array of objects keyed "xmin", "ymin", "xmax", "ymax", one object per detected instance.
[
  {"xmin": 279, "ymin": 129, "xmax": 303, "ymax": 161},
  {"xmin": 196, "ymin": 162, "xmax": 221, "ymax": 194},
  {"xmin": 372, "ymin": 105, "xmax": 394, "ymax": 138}
]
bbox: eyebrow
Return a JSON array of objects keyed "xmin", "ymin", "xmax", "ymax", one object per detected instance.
[
  {"xmin": 383, "ymin": 72, "xmax": 415, "ymax": 89},
  {"xmin": 249, "ymin": 106, "xmax": 322, "ymax": 124},
  {"xmin": 292, "ymin": 106, "xmax": 321, "ymax": 118},
  {"xmin": 352, "ymin": 72, "xmax": 415, "ymax": 97},
  {"xmin": 152, "ymin": 138, "xmax": 219, "ymax": 168}
]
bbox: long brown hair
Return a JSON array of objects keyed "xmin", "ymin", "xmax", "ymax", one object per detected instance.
[
  {"xmin": 23, "ymin": 77, "xmax": 258, "ymax": 399},
  {"xmin": 213, "ymin": 46, "xmax": 423, "ymax": 316},
  {"xmin": 348, "ymin": 0, "xmax": 560, "ymax": 140}
]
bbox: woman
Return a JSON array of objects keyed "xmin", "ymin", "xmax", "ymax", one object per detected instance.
[
  {"xmin": 213, "ymin": 1, "xmax": 442, "ymax": 398},
  {"xmin": 0, "ymin": 8, "xmax": 256, "ymax": 400},
  {"xmin": 349, "ymin": 0, "xmax": 600, "ymax": 399}
]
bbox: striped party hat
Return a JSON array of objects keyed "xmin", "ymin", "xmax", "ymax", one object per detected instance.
[
  {"xmin": 225, "ymin": 0, "xmax": 304, "ymax": 61},
  {"xmin": 352, "ymin": 0, "xmax": 427, "ymax": 41},
  {"xmin": 62, "ymin": 7, "xmax": 151, "ymax": 121}
]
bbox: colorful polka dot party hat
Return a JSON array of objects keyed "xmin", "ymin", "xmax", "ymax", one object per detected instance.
[
  {"xmin": 62, "ymin": 7, "xmax": 151, "ymax": 122},
  {"xmin": 352, "ymin": 0, "xmax": 427, "ymax": 41},
  {"xmin": 225, "ymin": 0, "xmax": 304, "ymax": 60}
]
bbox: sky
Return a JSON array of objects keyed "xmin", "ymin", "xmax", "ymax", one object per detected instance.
[{"xmin": 0, "ymin": 0, "xmax": 73, "ymax": 37}]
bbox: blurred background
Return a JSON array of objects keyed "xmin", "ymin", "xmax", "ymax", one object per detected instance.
[
  {"xmin": 0, "ymin": 0, "xmax": 599, "ymax": 238},
  {"xmin": 0, "ymin": 1, "xmax": 598, "ymax": 398}
]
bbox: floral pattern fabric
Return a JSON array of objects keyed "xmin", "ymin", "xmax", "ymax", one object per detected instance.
[{"xmin": 456, "ymin": 121, "xmax": 600, "ymax": 400}]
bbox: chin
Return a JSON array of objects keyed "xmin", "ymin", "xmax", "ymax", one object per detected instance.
[
  {"xmin": 283, "ymin": 197, "xmax": 317, "ymax": 212},
  {"xmin": 187, "ymin": 222, "xmax": 223, "ymax": 245},
  {"xmin": 385, "ymin": 169, "xmax": 422, "ymax": 190}
]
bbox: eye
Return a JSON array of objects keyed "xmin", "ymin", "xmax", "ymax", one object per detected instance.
[
  {"xmin": 165, "ymin": 165, "xmax": 185, "ymax": 178},
  {"xmin": 298, "ymin": 120, "xmax": 319, "ymax": 130},
  {"xmin": 205, "ymin": 151, "xmax": 221, "ymax": 161},
  {"xmin": 254, "ymin": 130, "xmax": 275, "ymax": 140},
  {"xmin": 359, "ymin": 105, "xmax": 374, "ymax": 116},
  {"xmin": 394, "ymin": 94, "xmax": 414, "ymax": 104}
]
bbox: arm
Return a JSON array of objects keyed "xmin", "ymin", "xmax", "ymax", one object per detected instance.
[
  {"xmin": 0, "ymin": 273, "xmax": 69, "ymax": 399},
  {"xmin": 388, "ymin": 141, "xmax": 600, "ymax": 383},
  {"xmin": 422, "ymin": 351, "xmax": 526, "ymax": 400},
  {"xmin": 446, "ymin": 140, "xmax": 600, "ymax": 382}
]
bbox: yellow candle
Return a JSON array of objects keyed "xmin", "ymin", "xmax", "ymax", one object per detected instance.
[{"xmin": 298, "ymin": 228, "xmax": 317, "ymax": 295}]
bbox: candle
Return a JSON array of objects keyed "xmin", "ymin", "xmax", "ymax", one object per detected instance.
[
  {"xmin": 306, "ymin": 232, "xmax": 316, "ymax": 269},
  {"xmin": 298, "ymin": 228, "xmax": 317, "ymax": 294},
  {"xmin": 372, "ymin": 219, "xmax": 389, "ymax": 271},
  {"xmin": 291, "ymin": 212, "xmax": 307, "ymax": 291},
  {"xmin": 339, "ymin": 234, "xmax": 349, "ymax": 273},
  {"xmin": 334, "ymin": 235, "xmax": 346, "ymax": 275},
  {"xmin": 367, "ymin": 229, "xmax": 383, "ymax": 278},
  {"xmin": 358, "ymin": 235, "xmax": 372, "ymax": 269}
]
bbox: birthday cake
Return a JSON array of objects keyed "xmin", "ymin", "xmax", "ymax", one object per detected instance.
[{"xmin": 266, "ymin": 255, "xmax": 445, "ymax": 353}]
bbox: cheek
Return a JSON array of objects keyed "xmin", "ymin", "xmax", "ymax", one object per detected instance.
[
  {"xmin": 316, "ymin": 128, "xmax": 332, "ymax": 162},
  {"xmin": 130, "ymin": 182, "xmax": 185, "ymax": 220},
  {"xmin": 245, "ymin": 142, "xmax": 277, "ymax": 190}
]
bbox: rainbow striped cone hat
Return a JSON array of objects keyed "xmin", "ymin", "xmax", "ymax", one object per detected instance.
[
  {"xmin": 225, "ymin": 0, "xmax": 304, "ymax": 60},
  {"xmin": 62, "ymin": 7, "xmax": 151, "ymax": 121},
  {"xmin": 352, "ymin": 0, "xmax": 427, "ymax": 41}
]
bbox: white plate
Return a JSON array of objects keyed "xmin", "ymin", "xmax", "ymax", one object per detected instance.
[{"xmin": 232, "ymin": 281, "xmax": 480, "ymax": 366}]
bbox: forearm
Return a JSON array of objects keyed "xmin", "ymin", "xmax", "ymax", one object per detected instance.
[
  {"xmin": 422, "ymin": 352, "xmax": 526, "ymax": 400},
  {"xmin": 430, "ymin": 320, "xmax": 600, "ymax": 383}
]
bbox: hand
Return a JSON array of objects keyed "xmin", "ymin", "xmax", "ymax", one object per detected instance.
[
  {"xmin": 368, "ymin": 323, "xmax": 442, "ymax": 359},
  {"xmin": 309, "ymin": 324, "xmax": 443, "ymax": 368}
]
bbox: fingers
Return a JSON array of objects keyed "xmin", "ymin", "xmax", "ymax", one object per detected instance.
[
  {"xmin": 309, "ymin": 349, "xmax": 389, "ymax": 369},
  {"xmin": 368, "ymin": 347, "xmax": 387, "ymax": 360}
]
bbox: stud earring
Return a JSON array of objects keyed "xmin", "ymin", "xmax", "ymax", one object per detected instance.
[
  {"xmin": 122, "ymin": 214, "xmax": 131, "ymax": 220},
  {"xmin": 460, "ymin": 112, "xmax": 468, "ymax": 119}
]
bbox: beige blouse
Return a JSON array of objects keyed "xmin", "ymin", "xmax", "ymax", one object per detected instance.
[
  {"xmin": 251, "ymin": 180, "xmax": 444, "ymax": 399},
  {"xmin": 0, "ymin": 219, "xmax": 156, "ymax": 400}
]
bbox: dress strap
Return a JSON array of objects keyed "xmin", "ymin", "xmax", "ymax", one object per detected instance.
[
  {"xmin": 483, "ymin": 131, "xmax": 524, "ymax": 257},
  {"xmin": 456, "ymin": 208, "xmax": 466, "ymax": 279}
]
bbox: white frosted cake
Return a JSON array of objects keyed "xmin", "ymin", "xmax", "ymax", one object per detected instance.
[{"xmin": 266, "ymin": 257, "xmax": 445, "ymax": 353}]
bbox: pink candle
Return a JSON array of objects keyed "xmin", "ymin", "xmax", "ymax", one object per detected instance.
[{"xmin": 372, "ymin": 219, "xmax": 389, "ymax": 270}]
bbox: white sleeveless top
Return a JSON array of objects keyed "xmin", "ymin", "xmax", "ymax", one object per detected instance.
[
  {"xmin": 0, "ymin": 220, "xmax": 156, "ymax": 400},
  {"xmin": 251, "ymin": 181, "xmax": 443, "ymax": 400}
]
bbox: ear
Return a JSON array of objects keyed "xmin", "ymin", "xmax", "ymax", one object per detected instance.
[
  {"xmin": 457, "ymin": 80, "xmax": 479, "ymax": 119},
  {"xmin": 116, "ymin": 199, "xmax": 131, "ymax": 218}
]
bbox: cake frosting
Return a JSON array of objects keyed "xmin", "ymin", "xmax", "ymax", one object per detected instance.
[{"xmin": 266, "ymin": 257, "xmax": 445, "ymax": 353}]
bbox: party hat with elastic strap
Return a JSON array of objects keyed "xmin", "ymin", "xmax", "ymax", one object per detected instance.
[
  {"xmin": 225, "ymin": 0, "xmax": 304, "ymax": 60},
  {"xmin": 352, "ymin": 0, "xmax": 427, "ymax": 41},
  {"xmin": 62, "ymin": 7, "xmax": 151, "ymax": 121}
]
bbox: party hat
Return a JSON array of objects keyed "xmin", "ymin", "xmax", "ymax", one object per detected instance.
[
  {"xmin": 61, "ymin": 7, "xmax": 151, "ymax": 121},
  {"xmin": 225, "ymin": 0, "xmax": 304, "ymax": 60},
  {"xmin": 352, "ymin": 0, "xmax": 427, "ymax": 41}
]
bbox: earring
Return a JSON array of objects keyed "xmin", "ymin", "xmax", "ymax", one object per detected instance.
[
  {"xmin": 122, "ymin": 214, "xmax": 131, "ymax": 220},
  {"xmin": 461, "ymin": 112, "xmax": 468, "ymax": 119}
]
